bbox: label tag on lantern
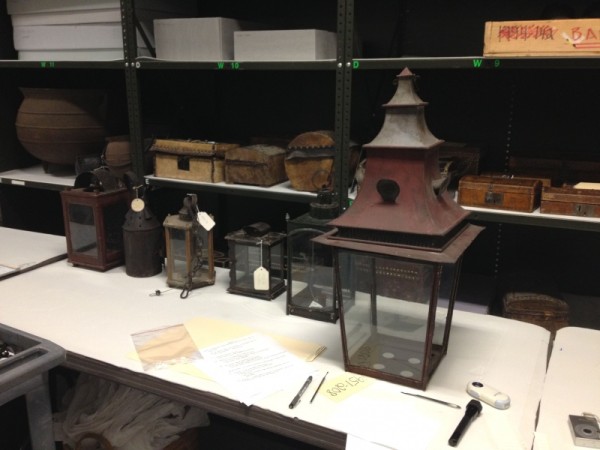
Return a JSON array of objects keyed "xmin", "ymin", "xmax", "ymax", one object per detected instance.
[
  {"xmin": 131, "ymin": 198, "xmax": 145, "ymax": 212},
  {"xmin": 253, "ymin": 266, "xmax": 269, "ymax": 290},
  {"xmin": 197, "ymin": 211, "xmax": 215, "ymax": 231}
]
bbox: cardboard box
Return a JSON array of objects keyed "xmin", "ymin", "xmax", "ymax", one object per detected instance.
[
  {"xmin": 6, "ymin": 0, "xmax": 196, "ymax": 15},
  {"xmin": 155, "ymin": 17, "xmax": 243, "ymax": 61},
  {"xmin": 151, "ymin": 139, "xmax": 239, "ymax": 183},
  {"xmin": 234, "ymin": 29, "xmax": 337, "ymax": 61},
  {"xmin": 484, "ymin": 18, "xmax": 600, "ymax": 57}
]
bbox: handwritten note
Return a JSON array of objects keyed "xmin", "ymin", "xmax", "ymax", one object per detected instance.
[{"xmin": 320, "ymin": 373, "xmax": 374, "ymax": 403}]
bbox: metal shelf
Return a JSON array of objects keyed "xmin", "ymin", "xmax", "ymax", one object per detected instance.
[
  {"xmin": 351, "ymin": 56, "xmax": 600, "ymax": 71},
  {"xmin": 0, "ymin": 165, "xmax": 75, "ymax": 191},
  {"xmin": 145, "ymin": 175, "xmax": 317, "ymax": 203},
  {"xmin": 463, "ymin": 205, "xmax": 600, "ymax": 233},
  {"xmin": 0, "ymin": 59, "xmax": 125, "ymax": 70},
  {"xmin": 135, "ymin": 57, "xmax": 339, "ymax": 71}
]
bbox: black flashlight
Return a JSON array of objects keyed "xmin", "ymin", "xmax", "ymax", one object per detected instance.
[{"xmin": 448, "ymin": 399, "xmax": 483, "ymax": 447}]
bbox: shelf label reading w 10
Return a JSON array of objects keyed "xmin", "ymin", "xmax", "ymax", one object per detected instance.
[{"xmin": 217, "ymin": 61, "xmax": 240, "ymax": 69}]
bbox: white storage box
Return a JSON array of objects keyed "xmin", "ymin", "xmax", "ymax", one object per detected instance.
[
  {"xmin": 234, "ymin": 29, "xmax": 337, "ymax": 61},
  {"xmin": 6, "ymin": 0, "xmax": 196, "ymax": 15},
  {"xmin": 154, "ymin": 17, "xmax": 244, "ymax": 61}
]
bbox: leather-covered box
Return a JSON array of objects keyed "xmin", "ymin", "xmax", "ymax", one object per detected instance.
[
  {"xmin": 457, "ymin": 175, "xmax": 542, "ymax": 212},
  {"xmin": 285, "ymin": 130, "xmax": 336, "ymax": 192},
  {"xmin": 225, "ymin": 144, "xmax": 287, "ymax": 187},
  {"xmin": 151, "ymin": 139, "xmax": 239, "ymax": 183},
  {"xmin": 540, "ymin": 185, "xmax": 600, "ymax": 217}
]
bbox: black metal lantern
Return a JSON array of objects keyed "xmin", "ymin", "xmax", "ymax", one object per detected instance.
[
  {"xmin": 163, "ymin": 194, "xmax": 215, "ymax": 297},
  {"xmin": 60, "ymin": 169, "xmax": 130, "ymax": 271},
  {"xmin": 225, "ymin": 222, "xmax": 286, "ymax": 300},
  {"xmin": 286, "ymin": 190, "xmax": 344, "ymax": 322},
  {"xmin": 122, "ymin": 191, "xmax": 163, "ymax": 278},
  {"xmin": 314, "ymin": 69, "xmax": 483, "ymax": 390}
]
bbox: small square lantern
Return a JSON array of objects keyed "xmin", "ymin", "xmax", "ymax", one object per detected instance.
[
  {"xmin": 163, "ymin": 194, "xmax": 215, "ymax": 297},
  {"xmin": 286, "ymin": 190, "xmax": 344, "ymax": 322},
  {"xmin": 314, "ymin": 69, "xmax": 483, "ymax": 390},
  {"xmin": 225, "ymin": 222, "xmax": 286, "ymax": 300},
  {"xmin": 60, "ymin": 183, "xmax": 130, "ymax": 271}
]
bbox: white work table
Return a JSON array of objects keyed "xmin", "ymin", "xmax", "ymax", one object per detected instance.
[
  {"xmin": 534, "ymin": 326, "xmax": 600, "ymax": 450},
  {"xmin": 0, "ymin": 226, "xmax": 66, "ymax": 279},
  {"xmin": 0, "ymin": 251, "xmax": 552, "ymax": 450}
]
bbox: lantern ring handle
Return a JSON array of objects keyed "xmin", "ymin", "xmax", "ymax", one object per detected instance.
[{"xmin": 180, "ymin": 286, "xmax": 191, "ymax": 299}]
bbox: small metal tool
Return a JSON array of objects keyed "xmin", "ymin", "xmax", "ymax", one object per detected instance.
[{"xmin": 402, "ymin": 391, "xmax": 461, "ymax": 409}]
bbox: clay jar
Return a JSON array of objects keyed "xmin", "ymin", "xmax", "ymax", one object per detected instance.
[{"xmin": 15, "ymin": 88, "xmax": 109, "ymax": 170}]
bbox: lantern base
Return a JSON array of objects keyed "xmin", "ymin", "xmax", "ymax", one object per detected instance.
[
  {"xmin": 227, "ymin": 275, "xmax": 285, "ymax": 300},
  {"xmin": 166, "ymin": 272, "xmax": 216, "ymax": 290},
  {"xmin": 287, "ymin": 285, "xmax": 338, "ymax": 323},
  {"xmin": 344, "ymin": 332, "xmax": 445, "ymax": 390}
]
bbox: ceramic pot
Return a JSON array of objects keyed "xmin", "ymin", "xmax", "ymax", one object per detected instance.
[{"xmin": 15, "ymin": 88, "xmax": 109, "ymax": 168}]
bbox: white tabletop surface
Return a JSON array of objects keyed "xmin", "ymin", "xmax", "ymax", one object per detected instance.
[
  {"xmin": 534, "ymin": 327, "xmax": 600, "ymax": 450},
  {"xmin": 0, "ymin": 251, "xmax": 552, "ymax": 450},
  {"xmin": 0, "ymin": 226, "xmax": 66, "ymax": 278}
]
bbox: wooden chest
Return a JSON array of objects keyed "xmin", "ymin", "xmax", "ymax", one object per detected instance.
[
  {"xmin": 225, "ymin": 144, "xmax": 287, "ymax": 187},
  {"xmin": 540, "ymin": 186, "xmax": 600, "ymax": 218},
  {"xmin": 151, "ymin": 139, "xmax": 239, "ymax": 183},
  {"xmin": 457, "ymin": 175, "xmax": 542, "ymax": 212}
]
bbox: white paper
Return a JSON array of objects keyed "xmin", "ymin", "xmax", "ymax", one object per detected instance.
[{"xmin": 196, "ymin": 332, "xmax": 312, "ymax": 406}]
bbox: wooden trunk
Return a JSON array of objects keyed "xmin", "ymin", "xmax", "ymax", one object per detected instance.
[
  {"xmin": 540, "ymin": 186, "xmax": 600, "ymax": 218},
  {"xmin": 151, "ymin": 139, "xmax": 239, "ymax": 183},
  {"xmin": 457, "ymin": 175, "xmax": 542, "ymax": 212},
  {"xmin": 225, "ymin": 144, "xmax": 287, "ymax": 187}
]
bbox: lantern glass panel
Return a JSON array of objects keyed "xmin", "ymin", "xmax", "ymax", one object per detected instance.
[
  {"xmin": 67, "ymin": 203, "xmax": 98, "ymax": 257},
  {"xmin": 103, "ymin": 202, "xmax": 127, "ymax": 254},
  {"xmin": 167, "ymin": 227, "xmax": 189, "ymax": 284},
  {"xmin": 288, "ymin": 228, "xmax": 334, "ymax": 313},
  {"xmin": 339, "ymin": 250, "xmax": 450, "ymax": 383}
]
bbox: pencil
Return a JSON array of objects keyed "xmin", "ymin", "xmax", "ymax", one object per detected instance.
[{"xmin": 310, "ymin": 371, "xmax": 329, "ymax": 403}]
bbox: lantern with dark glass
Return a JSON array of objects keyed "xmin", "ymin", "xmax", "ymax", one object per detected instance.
[
  {"xmin": 60, "ymin": 171, "xmax": 130, "ymax": 271},
  {"xmin": 225, "ymin": 222, "xmax": 285, "ymax": 300},
  {"xmin": 163, "ymin": 194, "xmax": 215, "ymax": 298},
  {"xmin": 314, "ymin": 69, "xmax": 483, "ymax": 390},
  {"xmin": 286, "ymin": 190, "xmax": 345, "ymax": 322}
]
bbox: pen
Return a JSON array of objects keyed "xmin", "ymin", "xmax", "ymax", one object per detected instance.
[
  {"xmin": 309, "ymin": 371, "xmax": 328, "ymax": 403},
  {"xmin": 289, "ymin": 375, "xmax": 313, "ymax": 409},
  {"xmin": 402, "ymin": 391, "xmax": 461, "ymax": 409}
]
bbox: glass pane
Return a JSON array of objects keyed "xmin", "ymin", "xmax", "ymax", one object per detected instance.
[
  {"xmin": 269, "ymin": 241, "xmax": 285, "ymax": 282},
  {"xmin": 169, "ymin": 229, "xmax": 188, "ymax": 283},
  {"xmin": 288, "ymin": 229, "xmax": 334, "ymax": 310},
  {"xmin": 339, "ymin": 251, "xmax": 437, "ymax": 382},
  {"xmin": 68, "ymin": 203, "xmax": 98, "ymax": 257},
  {"xmin": 102, "ymin": 202, "xmax": 126, "ymax": 253},
  {"xmin": 233, "ymin": 244, "xmax": 254, "ymax": 289}
]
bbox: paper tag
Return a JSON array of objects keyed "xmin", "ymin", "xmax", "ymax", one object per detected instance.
[
  {"xmin": 197, "ymin": 211, "xmax": 215, "ymax": 230},
  {"xmin": 253, "ymin": 266, "xmax": 269, "ymax": 290},
  {"xmin": 320, "ymin": 373, "xmax": 374, "ymax": 403},
  {"xmin": 131, "ymin": 198, "xmax": 145, "ymax": 212}
]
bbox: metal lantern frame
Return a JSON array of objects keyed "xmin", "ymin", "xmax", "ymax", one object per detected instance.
[
  {"xmin": 225, "ymin": 223, "xmax": 286, "ymax": 300},
  {"xmin": 60, "ymin": 186, "xmax": 130, "ymax": 271},
  {"xmin": 163, "ymin": 194, "xmax": 215, "ymax": 297},
  {"xmin": 314, "ymin": 68, "xmax": 483, "ymax": 390}
]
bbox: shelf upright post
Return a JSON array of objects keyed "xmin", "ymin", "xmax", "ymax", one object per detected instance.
[
  {"xmin": 120, "ymin": 0, "xmax": 146, "ymax": 180},
  {"xmin": 334, "ymin": 0, "xmax": 355, "ymax": 213}
]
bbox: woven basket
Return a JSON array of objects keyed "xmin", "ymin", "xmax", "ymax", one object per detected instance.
[{"xmin": 503, "ymin": 292, "xmax": 569, "ymax": 333}]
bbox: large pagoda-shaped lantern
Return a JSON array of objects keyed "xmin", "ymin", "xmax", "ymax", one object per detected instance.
[{"xmin": 314, "ymin": 69, "xmax": 483, "ymax": 389}]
